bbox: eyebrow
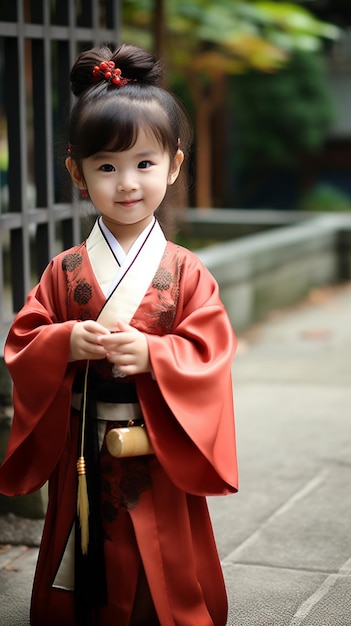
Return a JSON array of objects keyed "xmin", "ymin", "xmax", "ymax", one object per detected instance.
[
  {"xmin": 91, "ymin": 150, "xmax": 161, "ymax": 160},
  {"xmin": 90, "ymin": 152, "xmax": 116, "ymax": 161},
  {"xmin": 136, "ymin": 151, "xmax": 160, "ymax": 158}
]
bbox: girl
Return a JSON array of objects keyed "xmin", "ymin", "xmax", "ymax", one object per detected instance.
[{"xmin": 0, "ymin": 44, "xmax": 238, "ymax": 626}]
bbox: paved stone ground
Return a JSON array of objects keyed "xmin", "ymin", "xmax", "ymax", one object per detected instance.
[
  {"xmin": 1, "ymin": 282, "xmax": 350, "ymax": 625},
  {"xmin": 209, "ymin": 281, "xmax": 351, "ymax": 625}
]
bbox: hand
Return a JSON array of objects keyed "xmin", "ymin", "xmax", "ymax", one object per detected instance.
[
  {"xmin": 69, "ymin": 320, "xmax": 110, "ymax": 362},
  {"xmin": 97, "ymin": 320, "xmax": 151, "ymax": 376}
]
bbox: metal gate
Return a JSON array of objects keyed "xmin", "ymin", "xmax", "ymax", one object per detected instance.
[{"xmin": 0, "ymin": 0, "xmax": 120, "ymax": 338}]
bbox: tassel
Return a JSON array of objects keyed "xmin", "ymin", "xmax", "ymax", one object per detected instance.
[
  {"xmin": 76, "ymin": 361, "xmax": 90, "ymax": 555},
  {"xmin": 77, "ymin": 456, "xmax": 89, "ymax": 555}
]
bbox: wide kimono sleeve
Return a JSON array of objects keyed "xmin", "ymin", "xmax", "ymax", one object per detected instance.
[
  {"xmin": 0, "ymin": 258, "xmax": 79, "ymax": 496},
  {"xmin": 135, "ymin": 246, "xmax": 238, "ymax": 498}
]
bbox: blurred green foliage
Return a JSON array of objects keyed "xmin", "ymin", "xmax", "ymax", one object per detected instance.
[
  {"xmin": 297, "ymin": 184, "xmax": 351, "ymax": 212},
  {"xmin": 232, "ymin": 50, "xmax": 335, "ymax": 171}
]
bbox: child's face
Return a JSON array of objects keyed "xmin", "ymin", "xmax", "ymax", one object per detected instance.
[{"xmin": 69, "ymin": 128, "xmax": 183, "ymax": 236}]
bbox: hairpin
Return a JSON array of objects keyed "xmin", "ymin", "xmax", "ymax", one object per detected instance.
[{"xmin": 92, "ymin": 61, "xmax": 131, "ymax": 86}]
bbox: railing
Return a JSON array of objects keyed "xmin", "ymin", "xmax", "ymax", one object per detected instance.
[{"xmin": 0, "ymin": 0, "xmax": 120, "ymax": 338}]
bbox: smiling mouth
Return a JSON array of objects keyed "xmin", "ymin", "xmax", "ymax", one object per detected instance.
[{"xmin": 118, "ymin": 199, "xmax": 140, "ymax": 207}]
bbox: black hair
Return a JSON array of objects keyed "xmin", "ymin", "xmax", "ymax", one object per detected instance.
[{"xmin": 68, "ymin": 44, "xmax": 192, "ymax": 169}]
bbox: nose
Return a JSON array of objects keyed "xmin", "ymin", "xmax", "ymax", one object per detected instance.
[{"xmin": 116, "ymin": 170, "xmax": 138, "ymax": 192}]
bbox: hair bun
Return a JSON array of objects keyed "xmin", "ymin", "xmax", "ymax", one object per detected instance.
[{"xmin": 69, "ymin": 44, "xmax": 162, "ymax": 96}]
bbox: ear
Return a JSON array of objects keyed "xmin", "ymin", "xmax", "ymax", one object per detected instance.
[
  {"xmin": 168, "ymin": 150, "xmax": 184, "ymax": 185},
  {"xmin": 65, "ymin": 157, "xmax": 87, "ymax": 190}
]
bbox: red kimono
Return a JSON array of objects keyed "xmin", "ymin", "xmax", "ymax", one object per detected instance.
[{"xmin": 0, "ymin": 219, "xmax": 238, "ymax": 626}]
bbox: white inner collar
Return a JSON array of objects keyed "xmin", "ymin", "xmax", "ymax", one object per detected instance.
[{"xmin": 98, "ymin": 216, "xmax": 156, "ymax": 267}]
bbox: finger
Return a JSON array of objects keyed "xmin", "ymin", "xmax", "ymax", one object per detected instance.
[
  {"xmin": 98, "ymin": 332, "xmax": 132, "ymax": 350},
  {"xmin": 107, "ymin": 351, "xmax": 133, "ymax": 368},
  {"xmin": 81, "ymin": 344, "xmax": 107, "ymax": 360},
  {"xmin": 114, "ymin": 320, "xmax": 133, "ymax": 333},
  {"xmin": 83, "ymin": 320, "xmax": 110, "ymax": 336}
]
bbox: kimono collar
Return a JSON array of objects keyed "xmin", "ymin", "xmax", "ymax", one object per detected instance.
[
  {"xmin": 98, "ymin": 216, "xmax": 156, "ymax": 267},
  {"xmin": 86, "ymin": 217, "xmax": 167, "ymax": 329}
]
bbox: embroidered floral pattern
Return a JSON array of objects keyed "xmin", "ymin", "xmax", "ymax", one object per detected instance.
[
  {"xmin": 62, "ymin": 248, "xmax": 93, "ymax": 319},
  {"xmin": 74, "ymin": 280, "xmax": 93, "ymax": 305},
  {"xmin": 148, "ymin": 248, "xmax": 181, "ymax": 334},
  {"xmin": 152, "ymin": 267, "xmax": 172, "ymax": 291},
  {"xmin": 62, "ymin": 253, "xmax": 82, "ymax": 272},
  {"xmin": 155, "ymin": 307, "xmax": 177, "ymax": 332}
]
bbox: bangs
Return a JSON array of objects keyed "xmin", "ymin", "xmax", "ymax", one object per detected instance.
[{"xmin": 74, "ymin": 94, "xmax": 172, "ymax": 158}]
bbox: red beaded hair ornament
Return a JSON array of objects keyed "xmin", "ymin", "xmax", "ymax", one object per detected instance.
[{"xmin": 92, "ymin": 61, "xmax": 132, "ymax": 86}]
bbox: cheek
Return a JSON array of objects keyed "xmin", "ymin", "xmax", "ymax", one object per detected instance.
[
  {"xmin": 89, "ymin": 179, "xmax": 111, "ymax": 196},
  {"xmin": 86, "ymin": 185, "xmax": 109, "ymax": 208},
  {"xmin": 154, "ymin": 181, "xmax": 168, "ymax": 200}
]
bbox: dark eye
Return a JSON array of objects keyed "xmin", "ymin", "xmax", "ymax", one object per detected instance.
[
  {"xmin": 138, "ymin": 160, "xmax": 151, "ymax": 169},
  {"xmin": 100, "ymin": 164, "xmax": 115, "ymax": 172}
]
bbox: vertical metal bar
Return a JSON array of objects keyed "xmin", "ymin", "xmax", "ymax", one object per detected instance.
[
  {"xmin": 43, "ymin": 0, "xmax": 56, "ymax": 261},
  {"xmin": 27, "ymin": 1, "xmax": 49, "ymax": 280},
  {"xmin": 92, "ymin": 0, "xmax": 99, "ymax": 34},
  {"xmin": 17, "ymin": 0, "xmax": 31, "ymax": 303},
  {"xmin": 56, "ymin": 34, "xmax": 77, "ymax": 251},
  {"xmin": 110, "ymin": 0, "xmax": 121, "ymax": 43},
  {"xmin": 4, "ymin": 39, "xmax": 21, "ymax": 215},
  {"xmin": 4, "ymin": 33, "xmax": 25, "ymax": 312},
  {"xmin": 68, "ymin": 0, "xmax": 83, "ymax": 246},
  {"xmin": 116, "ymin": 0, "xmax": 122, "ymax": 41},
  {"xmin": 32, "ymin": 37, "xmax": 49, "ymax": 276},
  {"xmin": 116, "ymin": 0, "xmax": 122, "ymax": 43}
]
